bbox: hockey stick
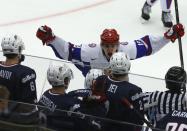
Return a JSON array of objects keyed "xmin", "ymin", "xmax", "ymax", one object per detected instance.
[
  {"xmin": 122, "ymin": 98, "xmax": 153, "ymax": 128},
  {"xmin": 174, "ymin": 0, "xmax": 184, "ymax": 69}
]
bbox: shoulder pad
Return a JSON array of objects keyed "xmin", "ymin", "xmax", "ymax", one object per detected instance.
[{"xmin": 81, "ymin": 43, "xmax": 100, "ymax": 61}]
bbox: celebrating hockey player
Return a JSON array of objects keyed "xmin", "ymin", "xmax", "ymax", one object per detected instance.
[
  {"xmin": 36, "ymin": 23, "xmax": 184, "ymax": 76},
  {"xmin": 141, "ymin": 0, "xmax": 174, "ymax": 28}
]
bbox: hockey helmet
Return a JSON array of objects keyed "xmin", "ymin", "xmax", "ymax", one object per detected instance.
[
  {"xmin": 47, "ymin": 63, "xmax": 73, "ymax": 87},
  {"xmin": 165, "ymin": 66, "xmax": 186, "ymax": 91},
  {"xmin": 1, "ymin": 34, "xmax": 25, "ymax": 55},
  {"xmin": 100, "ymin": 29, "xmax": 119, "ymax": 44},
  {"xmin": 109, "ymin": 52, "xmax": 131, "ymax": 75},
  {"xmin": 84, "ymin": 69, "xmax": 104, "ymax": 89}
]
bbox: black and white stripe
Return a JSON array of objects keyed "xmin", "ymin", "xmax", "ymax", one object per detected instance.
[{"xmin": 143, "ymin": 91, "xmax": 186, "ymax": 127}]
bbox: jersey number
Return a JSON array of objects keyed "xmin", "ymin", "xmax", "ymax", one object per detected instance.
[{"xmin": 166, "ymin": 122, "xmax": 187, "ymax": 131}]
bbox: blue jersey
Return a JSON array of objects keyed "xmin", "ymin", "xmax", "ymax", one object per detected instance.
[
  {"xmin": 0, "ymin": 62, "xmax": 37, "ymax": 104},
  {"xmin": 47, "ymin": 35, "xmax": 170, "ymax": 76},
  {"xmin": 95, "ymin": 75, "xmax": 144, "ymax": 131},
  {"xmin": 68, "ymin": 89, "xmax": 108, "ymax": 117},
  {"xmin": 38, "ymin": 90, "xmax": 81, "ymax": 112},
  {"xmin": 38, "ymin": 89, "xmax": 82, "ymax": 131},
  {"xmin": 156, "ymin": 110, "xmax": 187, "ymax": 131},
  {"xmin": 68, "ymin": 89, "xmax": 91, "ymax": 98},
  {"xmin": 68, "ymin": 89, "xmax": 109, "ymax": 131}
]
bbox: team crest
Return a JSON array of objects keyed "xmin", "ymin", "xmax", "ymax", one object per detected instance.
[
  {"xmin": 88, "ymin": 43, "xmax": 96, "ymax": 48},
  {"xmin": 120, "ymin": 42, "xmax": 128, "ymax": 45}
]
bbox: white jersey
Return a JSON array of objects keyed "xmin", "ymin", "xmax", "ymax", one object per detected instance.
[
  {"xmin": 146, "ymin": 0, "xmax": 172, "ymax": 12},
  {"xmin": 47, "ymin": 35, "xmax": 170, "ymax": 76}
]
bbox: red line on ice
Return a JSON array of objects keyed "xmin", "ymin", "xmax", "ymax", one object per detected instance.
[{"xmin": 0, "ymin": 0, "xmax": 114, "ymax": 27}]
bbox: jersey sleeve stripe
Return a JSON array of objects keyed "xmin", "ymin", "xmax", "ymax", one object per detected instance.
[{"xmin": 141, "ymin": 35, "xmax": 152, "ymax": 55}]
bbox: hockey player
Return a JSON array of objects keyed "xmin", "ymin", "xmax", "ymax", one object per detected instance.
[
  {"xmin": 141, "ymin": 0, "xmax": 173, "ymax": 28},
  {"xmin": 0, "ymin": 34, "xmax": 37, "ymax": 105},
  {"xmin": 93, "ymin": 52, "xmax": 144, "ymax": 131},
  {"xmin": 155, "ymin": 110, "xmax": 187, "ymax": 131},
  {"xmin": 68, "ymin": 69, "xmax": 108, "ymax": 131},
  {"xmin": 68, "ymin": 69, "xmax": 104, "ymax": 98},
  {"xmin": 38, "ymin": 63, "xmax": 81, "ymax": 130},
  {"xmin": 38, "ymin": 63, "xmax": 76, "ymax": 112},
  {"xmin": 67, "ymin": 68, "xmax": 107, "ymax": 117},
  {"xmin": 36, "ymin": 23, "xmax": 184, "ymax": 76},
  {"xmin": 142, "ymin": 66, "xmax": 187, "ymax": 128}
]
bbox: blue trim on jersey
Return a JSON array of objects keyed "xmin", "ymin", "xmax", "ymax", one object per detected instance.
[
  {"xmin": 141, "ymin": 35, "xmax": 152, "ymax": 55},
  {"xmin": 68, "ymin": 42, "xmax": 73, "ymax": 61},
  {"xmin": 134, "ymin": 40, "xmax": 147, "ymax": 58},
  {"xmin": 74, "ymin": 61, "xmax": 91, "ymax": 77},
  {"xmin": 49, "ymin": 42, "xmax": 90, "ymax": 77},
  {"xmin": 166, "ymin": 0, "xmax": 172, "ymax": 9},
  {"xmin": 49, "ymin": 44, "xmax": 64, "ymax": 59},
  {"xmin": 71, "ymin": 46, "xmax": 81, "ymax": 61},
  {"xmin": 151, "ymin": 0, "xmax": 157, "ymax": 3},
  {"xmin": 82, "ymin": 61, "xmax": 91, "ymax": 76},
  {"xmin": 74, "ymin": 63, "xmax": 83, "ymax": 74}
]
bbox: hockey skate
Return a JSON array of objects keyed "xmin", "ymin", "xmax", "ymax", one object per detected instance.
[
  {"xmin": 162, "ymin": 11, "xmax": 173, "ymax": 28},
  {"xmin": 141, "ymin": 2, "xmax": 151, "ymax": 23}
]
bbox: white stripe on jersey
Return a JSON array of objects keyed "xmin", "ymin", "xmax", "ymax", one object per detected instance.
[
  {"xmin": 172, "ymin": 94, "xmax": 177, "ymax": 110},
  {"xmin": 178, "ymin": 94, "xmax": 183, "ymax": 111},
  {"xmin": 142, "ymin": 91, "xmax": 186, "ymax": 127},
  {"xmin": 160, "ymin": 92, "xmax": 166, "ymax": 114},
  {"xmin": 165, "ymin": 93, "xmax": 171, "ymax": 114}
]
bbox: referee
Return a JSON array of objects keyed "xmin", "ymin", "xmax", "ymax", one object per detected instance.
[{"xmin": 142, "ymin": 66, "xmax": 187, "ymax": 128}]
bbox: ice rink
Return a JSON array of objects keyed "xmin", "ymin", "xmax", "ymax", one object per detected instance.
[{"xmin": 0, "ymin": 0, "xmax": 186, "ymax": 99}]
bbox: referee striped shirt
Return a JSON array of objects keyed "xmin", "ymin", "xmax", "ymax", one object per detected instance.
[{"xmin": 142, "ymin": 91, "xmax": 187, "ymax": 127}]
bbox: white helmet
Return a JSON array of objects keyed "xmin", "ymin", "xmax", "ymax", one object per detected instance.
[
  {"xmin": 1, "ymin": 34, "xmax": 25, "ymax": 55},
  {"xmin": 47, "ymin": 63, "xmax": 73, "ymax": 87},
  {"xmin": 109, "ymin": 52, "xmax": 131, "ymax": 74},
  {"xmin": 84, "ymin": 69, "xmax": 104, "ymax": 89}
]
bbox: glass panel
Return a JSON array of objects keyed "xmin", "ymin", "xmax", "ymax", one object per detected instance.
[
  {"xmin": 0, "ymin": 51, "xmax": 186, "ymax": 131},
  {"xmin": 0, "ymin": 100, "xmax": 165, "ymax": 131}
]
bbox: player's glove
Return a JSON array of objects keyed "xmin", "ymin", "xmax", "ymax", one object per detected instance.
[
  {"xmin": 164, "ymin": 23, "xmax": 185, "ymax": 42},
  {"xmin": 90, "ymin": 78, "xmax": 107, "ymax": 103},
  {"xmin": 36, "ymin": 25, "xmax": 56, "ymax": 45}
]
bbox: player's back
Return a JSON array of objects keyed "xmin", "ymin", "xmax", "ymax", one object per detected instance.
[
  {"xmin": 38, "ymin": 90, "xmax": 82, "ymax": 131},
  {"xmin": 97, "ymin": 75, "xmax": 143, "ymax": 131},
  {"xmin": 105, "ymin": 76, "xmax": 142, "ymax": 119},
  {"xmin": 39, "ymin": 89, "xmax": 81, "ymax": 112},
  {"xmin": 156, "ymin": 110, "xmax": 187, "ymax": 131},
  {"xmin": 0, "ymin": 62, "xmax": 36, "ymax": 103}
]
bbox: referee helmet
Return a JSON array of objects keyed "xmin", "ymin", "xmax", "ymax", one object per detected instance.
[{"xmin": 165, "ymin": 66, "xmax": 186, "ymax": 92}]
